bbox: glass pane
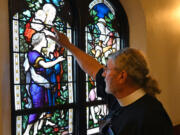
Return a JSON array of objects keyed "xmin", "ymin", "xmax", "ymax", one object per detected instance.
[
  {"xmin": 16, "ymin": 109, "xmax": 73, "ymax": 135},
  {"xmin": 86, "ymin": 105, "xmax": 108, "ymax": 135},
  {"xmin": 85, "ymin": 0, "xmax": 121, "ymax": 102},
  {"xmin": 85, "ymin": 0, "xmax": 121, "ymax": 133},
  {"xmin": 14, "ymin": 82, "xmax": 73, "ymax": 110},
  {"xmin": 12, "ymin": 1, "xmax": 74, "ymax": 111}
]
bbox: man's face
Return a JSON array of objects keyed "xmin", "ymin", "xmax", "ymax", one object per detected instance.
[{"xmin": 102, "ymin": 58, "xmax": 120, "ymax": 94}]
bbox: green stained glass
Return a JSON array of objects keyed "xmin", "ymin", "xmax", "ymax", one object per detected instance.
[
  {"xmin": 94, "ymin": 16, "xmax": 99, "ymax": 21},
  {"xmin": 108, "ymin": 12, "xmax": 114, "ymax": 20},
  {"xmin": 29, "ymin": 3, "xmax": 34, "ymax": 8},
  {"xmin": 38, "ymin": 0, "xmax": 43, "ymax": 4},
  {"xmin": 107, "ymin": 23, "xmax": 112, "ymax": 28},
  {"xmin": 19, "ymin": 34, "xmax": 29, "ymax": 52},
  {"xmin": 90, "ymin": 9, "xmax": 97, "ymax": 16},
  {"xmin": 35, "ymin": 2, "xmax": 41, "ymax": 8},
  {"xmin": 19, "ymin": 109, "xmax": 73, "ymax": 135},
  {"xmin": 105, "ymin": 16, "xmax": 111, "ymax": 23},
  {"xmin": 108, "ymin": 26, "xmax": 115, "ymax": 32}
]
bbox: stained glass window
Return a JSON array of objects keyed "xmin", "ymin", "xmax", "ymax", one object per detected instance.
[
  {"xmin": 85, "ymin": 0, "xmax": 128, "ymax": 134},
  {"xmin": 10, "ymin": 0, "xmax": 74, "ymax": 134},
  {"xmin": 10, "ymin": 0, "xmax": 129, "ymax": 134}
]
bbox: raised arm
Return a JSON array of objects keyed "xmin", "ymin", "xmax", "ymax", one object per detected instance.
[
  {"xmin": 48, "ymin": 28, "xmax": 104, "ymax": 80},
  {"xmin": 39, "ymin": 56, "xmax": 65, "ymax": 68}
]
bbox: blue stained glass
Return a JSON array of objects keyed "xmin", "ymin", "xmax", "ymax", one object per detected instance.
[
  {"xmin": 45, "ymin": 0, "xmax": 50, "ymax": 3},
  {"xmin": 45, "ymin": 0, "xmax": 62, "ymax": 7},
  {"xmin": 93, "ymin": 3, "xmax": 110, "ymax": 18},
  {"xmin": 52, "ymin": 0, "xmax": 61, "ymax": 6},
  {"xmin": 19, "ymin": 28, "xmax": 24, "ymax": 34}
]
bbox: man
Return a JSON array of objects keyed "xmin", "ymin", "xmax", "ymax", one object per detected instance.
[{"xmin": 48, "ymin": 28, "xmax": 173, "ymax": 135}]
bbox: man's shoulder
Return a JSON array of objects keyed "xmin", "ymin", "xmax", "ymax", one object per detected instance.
[
  {"xmin": 137, "ymin": 95, "xmax": 172, "ymax": 125},
  {"xmin": 95, "ymin": 68, "xmax": 104, "ymax": 81},
  {"xmin": 125, "ymin": 95, "xmax": 167, "ymax": 119}
]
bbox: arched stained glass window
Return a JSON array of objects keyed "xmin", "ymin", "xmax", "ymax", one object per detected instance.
[
  {"xmin": 9, "ymin": 0, "xmax": 129, "ymax": 134},
  {"xmin": 85, "ymin": 0, "xmax": 128, "ymax": 134}
]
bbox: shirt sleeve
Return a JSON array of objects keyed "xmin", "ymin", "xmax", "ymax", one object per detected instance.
[
  {"xmin": 96, "ymin": 68, "xmax": 120, "ymax": 110},
  {"xmin": 28, "ymin": 51, "xmax": 44, "ymax": 68},
  {"xmin": 96, "ymin": 68, "xmax": 106, "ymax": 98}
]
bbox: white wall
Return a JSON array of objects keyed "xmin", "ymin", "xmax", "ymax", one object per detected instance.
[{"xmin": 120, "ymin": 0, "xmax": 180, "ymax": 125}]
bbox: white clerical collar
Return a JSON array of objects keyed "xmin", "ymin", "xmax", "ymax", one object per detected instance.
[{"xmin": 118, "ymin": 88, "xmax": 146, "ymax": 107}]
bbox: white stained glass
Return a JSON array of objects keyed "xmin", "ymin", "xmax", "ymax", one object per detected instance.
[
  {"xmin": 85, "ymin": 27, "xmax": 90, "ymax": 102},
  {"xmin": 13, "ymin": 13, "xmax": 18, "ymax": 19},
  {"xmin": 16, "ymin": 116, "xmax": 22, "ymax": 135},
  {"xmin": 67, "ymin": 23, "xmax": 72, "ymax": 55},
  {"xmin": 13, "ymin": 14, "xmax": 20, "ymax": 86},
  {"xmin": 67, "ymin": 56, "xmax": 72, "ymax": 82},
  {"xmin": 86, "ymin": 107, "xmax": 89, "ymax": 129},
  {"xmin": 116, "ymin": 35, "xmax": 120, "ymax": 51},
  {"xmin": 85, "ymin": 27, "xmax": 88, "ymax": 54},
  {"xmin": 86, "ymin": 74, "xmax": 89, "ymax": 102},
  {"xmin": 68, "ymin": 83, "xmax": 73, "ymax": 103},
  {"xmin": 87, "ymin": 127, "xmax": 99, "ymax": 135},
  {"xmin": 15, "ymin": 85, "xmax": 21, "ymax": 110},
  {"xmin": 43, "ymin": 4, "xmax": 56, "ymax": 25},
  {"xmin": 13, "ymin": 14, "xmax": 19, "ymax": 52},
  {"xmin": 69, "ymin": 109, "xmax": 73, "ymax": 133},
  {"xmin": 66, "ymin": 23, "xmax": 73, "ymax": 103},
  {"xmin": 14, "ymin": 53, "xmax": 20, "ymax": 84},
  {"xmin": 85, "ymin": 27, "xmax": 89, "ymax": 102},
  {"xmin": 87, "ymin": 105, "xmax": 109, "ymax": 134},
  {"xmin": 87, "ymin": 105, "xmax": 99, "ymax": 135}
]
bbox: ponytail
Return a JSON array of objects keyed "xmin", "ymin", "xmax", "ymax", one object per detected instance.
[{"xmin": 143, "ymin": 76, "xmax": 161, "ymax": 96}]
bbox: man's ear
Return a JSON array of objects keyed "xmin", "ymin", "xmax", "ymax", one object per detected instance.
[{"xmin": 118, "ymin": 70, "xmax": 128, "ymax": 83}]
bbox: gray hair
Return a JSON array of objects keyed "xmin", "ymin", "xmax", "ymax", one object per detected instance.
[
  {"xmin": 109, "ymin": 48, "xmax": 161, "ymax": 96},
  {"xmin": 31, "ymin": 32, "xmax": 45, "ymax": 47}
]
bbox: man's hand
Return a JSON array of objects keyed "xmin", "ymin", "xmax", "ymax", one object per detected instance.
[
  {"xmin": 47, "ymin": 27, "xmax": 71, "ymax": 48},
  {"xmin": 47, "ymin": 27, "xmax": 103, "ymax": 80}
]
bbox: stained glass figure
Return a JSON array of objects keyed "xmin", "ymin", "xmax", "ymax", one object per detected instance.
[
  {"xmin": 85, "ymin": 0, "xmax": 121, "ymax": 133},
  {"xmin": 11, "ymin": 0, "xmax": 73, "ymax": 134}
]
